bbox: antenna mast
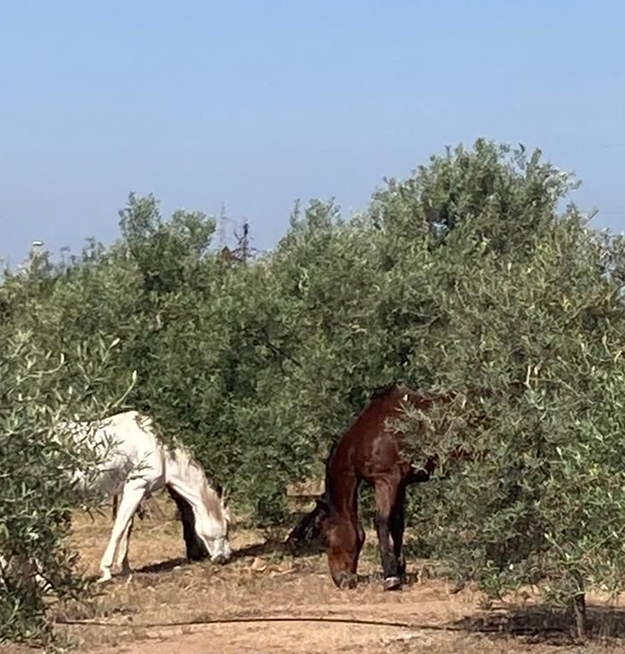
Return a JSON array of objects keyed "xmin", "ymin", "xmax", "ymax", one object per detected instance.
[{"xmin": 218, "ymin": 203, "xmax": 227, "ymax": 250}]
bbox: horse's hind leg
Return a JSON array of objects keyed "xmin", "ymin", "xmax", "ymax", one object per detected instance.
[
  {"xmin": 99, "ymin": 484, "xmax": 146, "ymax": 582},
  {"xmin": 374, "ymin": 477, "xmax": 403, "ymax": 590}
]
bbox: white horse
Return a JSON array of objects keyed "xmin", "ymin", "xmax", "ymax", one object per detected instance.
[{"xmin": 59, "ymin": 410, "xmax": 232, "ymax": 582}]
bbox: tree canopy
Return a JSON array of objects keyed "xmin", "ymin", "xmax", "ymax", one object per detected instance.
[{"xmin": 2, "ymin": 139, "xmax": 624, "ymax": 642}]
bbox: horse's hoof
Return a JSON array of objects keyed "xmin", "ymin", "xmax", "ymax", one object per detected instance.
[
  {"xmin": 383, "ymin": 576, "xmax": 402, "ymax": 591},
  {"xmin": 96, "ymin": 573, "xmax": 112, "ymax": 584}
]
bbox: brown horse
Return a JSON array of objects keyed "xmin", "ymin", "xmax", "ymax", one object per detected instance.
[{"xmin": 297, "ymin": 384, "xmax": 460, "ymax": 591}]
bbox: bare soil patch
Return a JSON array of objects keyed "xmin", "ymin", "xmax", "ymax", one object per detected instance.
[{"xmin": 3, "ymin": 495, "xmax": 625, "ymax": 654}]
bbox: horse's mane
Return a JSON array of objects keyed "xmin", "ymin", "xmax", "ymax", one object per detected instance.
[
  {"xmin": 127, "ymin": 412, "xmax": 223, "ymax": 500},
  {"xmin": 166, "ymin": 446, "xmax": 224, "ymax": 511}
]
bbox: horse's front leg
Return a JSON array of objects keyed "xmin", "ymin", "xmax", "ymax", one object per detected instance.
[
  {"xmin": 99, "ymin": 484, "xmax": 146, "ymax": 582},
  {"xmin": 115, "ymin": 516, "xmax": 134, "ymax": 579},
  {"xmin": 166, "ymin": 486, "xmax": 208, "ymax": 561},
  {"xmin": 374, "ymin": 478, "xmax": 403, "ymax": 591},
  {"xmin": 390, "ymin": 485, "xmax": 406, "ymax": 580}
]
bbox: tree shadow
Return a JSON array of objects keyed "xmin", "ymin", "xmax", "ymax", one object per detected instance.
[
  {"xmin": 283, "ymin": 540, "xmax": 326, "ymax": 558},
  {"xmin": 83, "ymin": 557, "xmax": 194, "ymax": 582},
  {"xmin": 131, "ymin": 538, "xmax": 306, "ymax": 575},
  {"xmin": 452, "ymin": 603, "xmax": 625, "ymax": 643},
  {"xmin": 135, "ymin": 557, "xmax": 188, "ymax": 574},
  {"xmin": 95, "ymin": 536, "xmax": 317, "ymax": 582},
  {"xmin": 232, "ymin": 538, "xmax": 310, "ymax": 560},
  {"xmin": 134, "ymin": 541, "xmax": 293, "ymax": 573}
]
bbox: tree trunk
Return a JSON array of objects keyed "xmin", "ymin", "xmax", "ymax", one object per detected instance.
[
  {"xmin": 570, "ymin": 571, "xmax": 586, "ymax": 640},
  {"xmin": 572, "ymin": 592, "xmax": 586, "ymax": 640}
]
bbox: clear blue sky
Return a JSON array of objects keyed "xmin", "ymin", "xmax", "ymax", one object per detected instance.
[{"xmin": 1, "ymin": 0, "xmax": 623, "ymax": 267}]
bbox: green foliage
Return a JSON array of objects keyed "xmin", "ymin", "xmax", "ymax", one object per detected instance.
[
  {"xmin": 400, "ymin": 216, "xmax": 625, "ymax": 608},
  {"xmin": 0, "ymin": 331, "xmax": 126, "ymax": 647}
]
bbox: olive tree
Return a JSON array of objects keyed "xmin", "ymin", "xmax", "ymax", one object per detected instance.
[{"xmin": 0, "ymin": 325, "xmax": 128, "ymax": 648}]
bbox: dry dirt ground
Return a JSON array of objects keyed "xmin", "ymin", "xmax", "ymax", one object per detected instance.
[{"xmin": 4, "ymin": 496, "xmax": 625, "ymax": 654}]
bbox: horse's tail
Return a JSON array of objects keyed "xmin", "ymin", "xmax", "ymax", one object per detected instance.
[{"xmin": 285, "ymin": 494, "xmax": 328, "ymax": 551}]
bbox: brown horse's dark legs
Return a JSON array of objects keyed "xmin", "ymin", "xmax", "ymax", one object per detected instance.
[
  {"xmin": 390, "ymin": 485, "xmax": 406, "ymax": 578},
  {"xmin": 374, "ymin": 479, "xmax": 403, "ymax": 589},
  {"xmin": 355, "ymin": 517, "xmax": 366, "ymax": 573}
]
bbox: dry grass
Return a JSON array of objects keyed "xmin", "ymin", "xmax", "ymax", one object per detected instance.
[{"xmin": 3, "ymin": 495, "xmax": 625, "ymax": 654}]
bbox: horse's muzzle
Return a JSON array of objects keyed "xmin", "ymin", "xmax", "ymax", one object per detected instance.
[{"xmin": 210, "ymin": 537, "xmax": 232, "ymax": 564}]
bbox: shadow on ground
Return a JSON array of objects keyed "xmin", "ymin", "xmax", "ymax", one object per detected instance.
[{"xmin": 454, "ymin": 604, "xmax": 625, "ymax": 644}]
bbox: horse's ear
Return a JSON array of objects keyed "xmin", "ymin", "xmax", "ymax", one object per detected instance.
[
  {"xmin": 220, "ymin": 487, "xmax": 234, "ymax": 526},
  {"xmin": 221, "ymin": 486, "xmax": 230, "ymax": 507}
]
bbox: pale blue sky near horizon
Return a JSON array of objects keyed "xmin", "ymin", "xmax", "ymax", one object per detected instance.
[{"xmin": 1, "ymin": 0, "xmax": 623, "ymax": 268}]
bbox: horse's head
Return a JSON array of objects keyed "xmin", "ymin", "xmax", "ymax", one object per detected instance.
[
  {"xmin": 315, "ymin": 497, "xmax": 363, "ymax": 589},
  {"xmin": 174, "ymin": 467, "xmax": 234, "ymax": 566},
  {"xmin": 205, "ymin": 484, "xmax": 233, "ymax": 564}
]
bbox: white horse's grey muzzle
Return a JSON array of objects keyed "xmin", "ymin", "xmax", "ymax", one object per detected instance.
[{"xmin": 209, "ymin": 536, "xmax": 232, "ymax": 564}]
